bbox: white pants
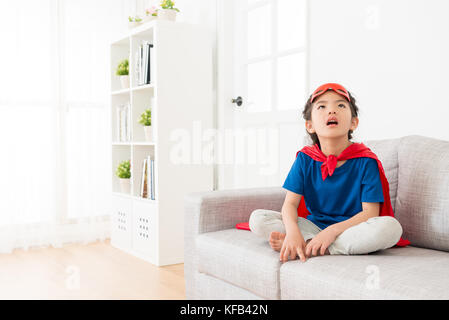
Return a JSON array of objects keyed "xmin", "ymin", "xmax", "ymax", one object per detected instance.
[{"xmin": 248, "ymin": 209, "xmax": 403, "ymax": 255}]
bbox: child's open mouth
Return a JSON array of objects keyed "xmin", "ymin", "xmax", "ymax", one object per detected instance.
[{"xmin": 327, "ymin": 120, "xmax": 338, "ymax": 127}]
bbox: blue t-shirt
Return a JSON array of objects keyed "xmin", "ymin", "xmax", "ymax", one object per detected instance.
[{"xmin": 282, "ymin": 152, "xmax": 384, "ymax": 230}]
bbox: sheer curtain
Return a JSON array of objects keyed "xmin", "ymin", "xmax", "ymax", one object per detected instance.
[{"xmin": 0, "ymin": 0, "xmax": 136, "ymax": 253}]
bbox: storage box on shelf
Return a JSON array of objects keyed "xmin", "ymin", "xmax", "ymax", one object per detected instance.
[{"xmin": 109, "ymin": 20, "xmax": 213, "ymax": 266}]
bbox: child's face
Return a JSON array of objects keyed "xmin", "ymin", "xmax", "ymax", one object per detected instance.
[{"xmin": 306, "ymin": 91, "xmax": 358, "ymax": 140}]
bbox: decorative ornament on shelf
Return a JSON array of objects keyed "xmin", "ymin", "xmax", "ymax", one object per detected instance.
[
  {"xmin": 158, "ymin": 0, "xmax": 179, "ymax": 21},
  {"xmin": 116, "ymin": 59, "xmax": 129, "ymax": 89},
  {"xmin": 139, "ymin": 108, "xmax": 153, "ymax": 142},
  {"xmin": 116, "ymin": 160, "xmax": 131, "ymax": 194},
  {"xmin": 128, "ymin": 15, "xmax": 143, "ymax": 29},
  {"xmin": 144, "ymin": 6, "xmax": 158, "ymax": 22}
]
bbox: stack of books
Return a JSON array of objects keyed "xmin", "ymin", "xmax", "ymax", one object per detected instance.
[
  {"xmin": 140, "ymin": 155, "xmax": 155, "ymax": 200},
  {"xmin": 116, "ymin": 103, "xmax": 131, "ymax": 142},
  {"xmin": 135, "ymin": 41, "xmax": 154, "ymax": 86}
]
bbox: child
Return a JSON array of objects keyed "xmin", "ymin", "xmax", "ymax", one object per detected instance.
[{"xmin": 248, "ymin": 83, "xmax": 408, "ymax": 263}]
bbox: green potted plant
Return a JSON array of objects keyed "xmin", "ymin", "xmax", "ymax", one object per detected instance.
[
  {"xmin": 116, "ymin": 160, "xmax": 131, "ymax": 193},
  {"xmin": 128, "ymin": 15, "xmax": 142, "ymax": 29},
  {"xmin": 144, "ymin": 6, "xmax": 158, "ymax": 22},
  {"xmin": 139, "ymin": 108, "xmax": 152, "ymax": 141},
  {"xmin": 158, "ymin": 0, "xmax": 179, "ymax": 21},
  {"xmin": 116, "ymin": 59, "xmax": 129, "ymax": 89}
]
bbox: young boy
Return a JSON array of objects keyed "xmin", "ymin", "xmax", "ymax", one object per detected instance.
[{"xmin": 249, "ymin": 83, "xmax": 406, "ymax": 263}]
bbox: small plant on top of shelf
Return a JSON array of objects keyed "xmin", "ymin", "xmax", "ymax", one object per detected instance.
[
  {"xmin": 160, "ymin": 0, "xmax": 180, "ymax": 11},
  {"xmin": 144, "ymin": 6, "xmax": 158, "ymax": 22},
  {"xmin": 159, "ymin": 0, "xmax": 179, "ymax": 21},
  {"xmin": 116, "ymin": 59, "xmax": 129, "ymax": 89},
  {"xmin": 139, "ymin": 109, "xmax": 153, "ymax": 142},
  {"xmin": 128, "ymin": 15, "xmax": 143, "ymax": 29},
  {"xmin": 116, "ymin": 160, "xmax": 131, "ymax": 193}
]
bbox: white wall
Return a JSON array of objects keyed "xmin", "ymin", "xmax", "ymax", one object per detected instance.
[{"xmin": 309, "ymin": 0, "xmax": 449, "ymax": 142}]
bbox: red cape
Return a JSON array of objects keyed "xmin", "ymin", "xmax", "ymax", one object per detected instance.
[{"xmin": 296, "ymin": 142, "xmax": 410, "ymax": 247}]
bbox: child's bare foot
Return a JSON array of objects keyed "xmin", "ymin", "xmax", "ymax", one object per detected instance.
[
  {"xmin": 269, "ymin": 233, "xmax": 331, "ymax": 255},
  {"xmin": 269, "ymin": 231, "xmax": 286, "ymax": 251}
]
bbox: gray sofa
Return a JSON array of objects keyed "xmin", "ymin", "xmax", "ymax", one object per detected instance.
[{"xmin": 184, "ymin": 135, "xmax": 449, "ymax": 299}]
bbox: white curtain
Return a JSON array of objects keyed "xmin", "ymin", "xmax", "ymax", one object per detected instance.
[{"xmin": 0, "ymin": 0, "xmax": 137, "ymax": 253}]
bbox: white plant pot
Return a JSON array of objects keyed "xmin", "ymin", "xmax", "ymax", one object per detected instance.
[
  {"xmin": 128, "ymin": 21, "xmax": 141, "ymax": 29},
  {"xmin": 158, "ymin": 9, "xmax": 177, "ymax": 21},
  {"xmin": 144, "ymin": 125, "xmax": 153, "ymax": 142},
  {"xmin": 119, "ymin": 178, "xmax": 131, "ymax": 194},
  {"xmin": 120, "ymin": 75, "xmax": 129, "ymax": 89},
  {"xmin": 143, "ymin": 15, "xmax": 156, "ymax": 23}
]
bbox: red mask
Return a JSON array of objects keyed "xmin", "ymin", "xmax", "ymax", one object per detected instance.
[{"xmin": 311, "ymin": 83, "xmax": 351, "ymax": 103}]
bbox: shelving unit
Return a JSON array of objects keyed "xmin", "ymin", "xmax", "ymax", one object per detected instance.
[{"xmin": 109, "ymin": 20, "xmax": 213, "ymax": 266}]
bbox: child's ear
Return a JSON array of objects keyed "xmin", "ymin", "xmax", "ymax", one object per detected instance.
[
  {"xmin": 305, "ymin": 120, "xmax": 315, "ymax": 133},
  {"xmin": 351, "ymin": 117, "xmax": 359, "ymax": 130}
]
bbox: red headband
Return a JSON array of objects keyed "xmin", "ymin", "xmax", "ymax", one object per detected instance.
[{"xmin": 311, "ymin": 83, "xmax": 351, "ymax": 103}]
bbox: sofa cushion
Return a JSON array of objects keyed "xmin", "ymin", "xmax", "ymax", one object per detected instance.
[
  {"xmin": 363, "ymin": 137, "xmax": 401, "ymax": 212},
  {"xmin": 196, "ymin": 229, "xmax": 281, "ymax": 299},
  {"xmin": 396, "ymin": 135, "xmax": 449, "ymax": 251},
  {"xmin": 280, "ymin": 246, "xmax": 449, "ymax": 299},
  {"xmin": 195, "ymin": 272, "xmax": 264, "ymax": 300}
]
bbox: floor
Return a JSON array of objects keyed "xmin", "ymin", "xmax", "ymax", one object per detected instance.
[{"xmin": 0, "ymin": 239, "xmax": 185, "ymax": 299}]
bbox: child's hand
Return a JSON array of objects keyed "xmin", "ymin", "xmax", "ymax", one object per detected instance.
[
  {"xmin": 305, "ymin": 227, "xmax": 338, "ymax": 258},
  {"xmin": 280, "ymin": 231, "xmax": 307, "ymax": 263}
]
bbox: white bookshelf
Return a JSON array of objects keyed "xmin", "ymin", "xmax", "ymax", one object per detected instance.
[{"xmin": 109, "ymin": 20, "xmax": 213, "ymax": 266}]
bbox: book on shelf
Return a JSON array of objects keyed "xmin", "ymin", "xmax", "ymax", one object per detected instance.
[
  {"xmin": 140, "ymin": 159, "xmax": 148, "ymax": 198},
  {"xmin": 146, "ymin": 155, "xmax": 155, "ymax": 200},
  {"xmin": 150, "ymin": 157, "xmax": 154, "ymax": 200},
  {"xmin": 145, "ymin": 41, "xmax": 153, "ymax": 84},
  {"xmin": 135, "ymin": 41, "xmax": 153, "ymax": 86},
  {"xmin": 135, "ymin": 50, "xmax": 140, "ymax": 86},
  {"xmin": 116, "ymin": 105, "xmax": 121, "ymax": 142},
  {"xmin": 138, "ymin": 155, "xmax": 155, "ymax": 200},
  {"xmin": 139, "ymin": 45, "xmax": 143, "ymax": 85},
  {"xmin": 116, "ymin": 103, "xmax": 131, "ymax": 142},
  {"xmin": 142, "ymin": 43, "xmax": 147, "ymax": 85},
  {"xmin": 126, "ymin": 102, "xmax": 131, "ymax": 141}
]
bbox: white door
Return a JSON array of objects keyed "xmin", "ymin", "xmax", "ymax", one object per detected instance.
[{"xmin": 216, "ymin": 0, "xmax": 310, "ymax": 189}]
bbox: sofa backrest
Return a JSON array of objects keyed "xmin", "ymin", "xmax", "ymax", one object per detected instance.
[
  {"xmin": 364, "ymin": 137, "xmax": 402, "ymax": 214},
  {"xmin": 366, "ymin": 135, "xmax": 449, "ymax": 252},
  {"xmin": 396, "ymin": 135, "xmax": 449, "ymax": 252}
]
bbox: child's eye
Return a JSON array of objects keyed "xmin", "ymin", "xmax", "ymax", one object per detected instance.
[{"xmin": 318, "ymin": 104, "xmax": 345, "ymax": 109}]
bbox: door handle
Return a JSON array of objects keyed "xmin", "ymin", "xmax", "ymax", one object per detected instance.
[{"xmin": 231, "ymin": 96, "xmax": 243, "ymax": 107}]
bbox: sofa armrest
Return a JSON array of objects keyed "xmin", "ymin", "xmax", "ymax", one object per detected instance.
[
  {"xmin": 183, "ymin": 186, "xmax": 285, "ymax": 299},
  {"xmin": 184, "ymin": 186, "xmax": 286, "ymax": 234}
]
